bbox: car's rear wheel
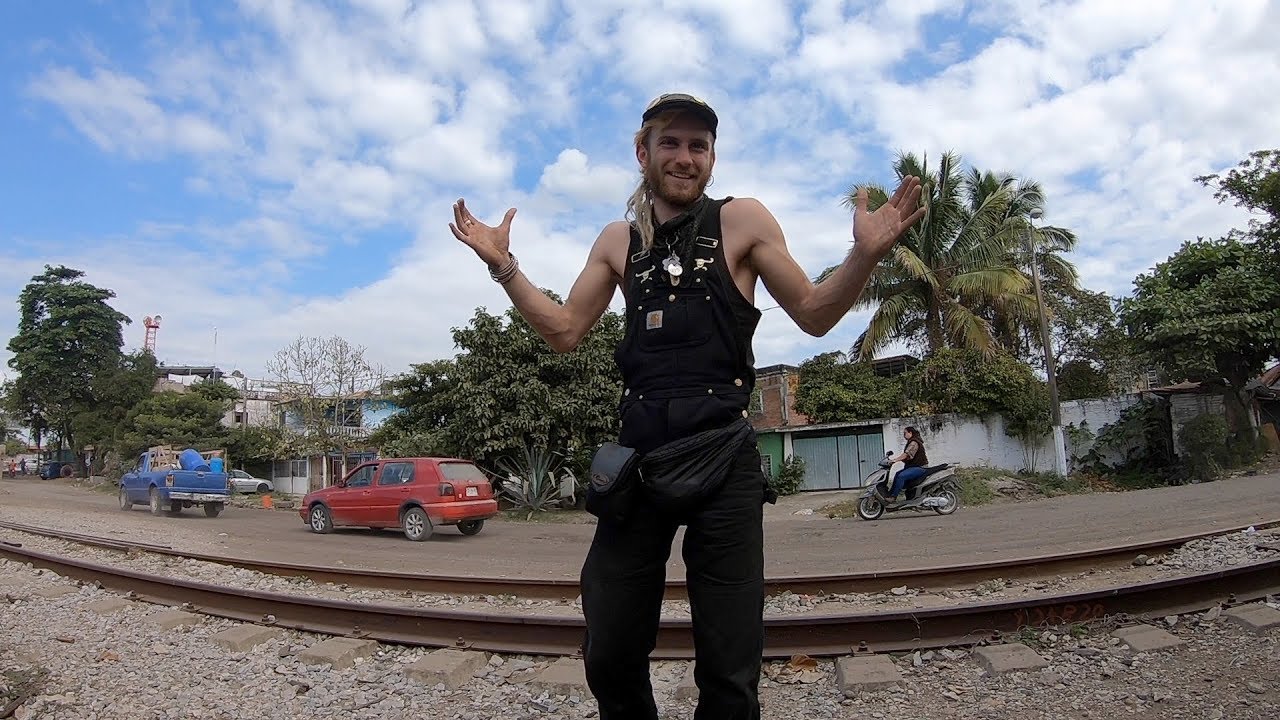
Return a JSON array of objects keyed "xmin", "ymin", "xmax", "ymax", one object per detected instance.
[
  {"xmin": 309, "ymin": 504, "xmax": 333, "ymax": 534},
  {"xmin": 203, "ymin": 502, "xmax": 223, "ymax": 518},
  {"xmin": 402, "ymin": 507, "xmax": 432, "ymax": 542},
  {"xmin": 149, "ymin": 487, "xmax": 163, "ymax": 516},
  {"xmin": 256, "ymin": 482, "xmax": 270, "ymax": 494},
  {"xmin": 457, "ymin": 519, "xmax": 484, "ymax": 536}
]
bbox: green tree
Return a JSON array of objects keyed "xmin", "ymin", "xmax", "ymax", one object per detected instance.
[
  {"xmin": 5, "ymin": 265, "xmax": 129, "ymax": 465},
  {"xmin": 834, "ymin": 152, "xmax": 1076, "ymax": 360},
  {"xmin": 446, "ymin": 292, "xmax": 624, "ymax": 474},
  {"xmin": 1120, "ymin": 237, "xmax": 1280, "ymax": 438},
  {"xmin": 1049, "ymin": 288, "xmax": 1140, "ymax": 400},
  {"xmin": 902, "ymin": 348, "xmax": 1045, "ymax": 418},
  {"xmin": 793, "ymin": 352, "xmax": 904, "ymax": 423},
  {"xmin": 117, "ymin": 379, "xmax": 238, "ymax": 460},
  {"xmin": 72, "ymin": 350, "xmax": 158, "ymax": 472},
  {"xmin": 1196, "ymin": 148, "xmax": 1280, "ymax": 261},
  {"xmin": 367, "ymin": 359, "xmax": 461, "ymax": 458}
]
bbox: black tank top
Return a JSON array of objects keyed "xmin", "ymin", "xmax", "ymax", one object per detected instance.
[{"xmin": 613, "ymin": 198, "xmax": 762, "ymax": 453}]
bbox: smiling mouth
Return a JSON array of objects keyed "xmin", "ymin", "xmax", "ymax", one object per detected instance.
[{"xmin": 668, "ymin": 172, "xmax": 695, "ymax": 180}]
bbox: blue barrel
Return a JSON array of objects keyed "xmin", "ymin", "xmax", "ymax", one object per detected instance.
[
  {"xmin": 210, "ymin": 456, "xmax": 225, "ymax": 473},
  {"xmin": 179, "ymin": 448, "xmax": 211, "ymax": 472}
]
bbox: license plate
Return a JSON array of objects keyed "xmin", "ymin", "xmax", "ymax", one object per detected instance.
[{"xmin": 465, "ymin": 486, "xmax": 479, "ymax": 498}]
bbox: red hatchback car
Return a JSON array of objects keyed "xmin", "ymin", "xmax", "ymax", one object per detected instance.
[{"xmin": 300, "ymin": 457, "xmax": 499, "ymax": 541}]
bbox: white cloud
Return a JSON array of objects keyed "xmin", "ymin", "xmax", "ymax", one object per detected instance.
[
  {"xmin": 537, "ymin": 149, "xmax": 635, "ymax": 205},
  {"xmin": 5, "ymin": 0, "xmax": 1277, "ymax": 383}
]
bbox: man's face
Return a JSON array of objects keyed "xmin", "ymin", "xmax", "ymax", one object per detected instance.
[{"xmin": 638, "ymin": 113, "xmax": 715, "ymax": 207}]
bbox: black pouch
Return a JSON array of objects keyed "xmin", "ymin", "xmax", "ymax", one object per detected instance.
[
  {"xmin": 585, "ymin": 442, "xmax": 642, "ymax": 523},
  {"xmin": 641, "ymin": 418, "xmax": 755, "ymax": 513}
]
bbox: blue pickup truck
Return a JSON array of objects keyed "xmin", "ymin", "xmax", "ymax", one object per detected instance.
[{"xmin": 119, "ymin": 447, "xmax": 229, "ymax": 517}]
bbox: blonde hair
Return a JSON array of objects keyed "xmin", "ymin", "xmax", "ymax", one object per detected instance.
[{"xmin": 625, "ymin": 111, "xmax": 678, "ymax": 251}]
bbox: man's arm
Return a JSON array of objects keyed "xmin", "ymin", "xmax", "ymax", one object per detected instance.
[
  {"xmin": 451, "ymin": 199, "xmax": 627, "ymax": 353},
  {"xmin": 741, "ymin": 177, "xmax": 923, "ymax": 337},
  {"xmin": 499, "ymin": 223, "xmax": 627, "ymax": 353}
]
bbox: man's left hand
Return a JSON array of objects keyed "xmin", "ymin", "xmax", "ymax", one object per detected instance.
[{"xmin": 851, "ymin": 175, "xmax": 925, "ymax": 260}]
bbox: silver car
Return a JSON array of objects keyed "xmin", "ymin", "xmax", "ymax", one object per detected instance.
[{"xmin": 229, "ymin": 469, "xmax": 274, "ymax": 494}]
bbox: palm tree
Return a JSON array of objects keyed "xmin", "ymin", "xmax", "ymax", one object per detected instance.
[
  {"xmin": 963, "ymin": 168, "xmax": 1080, "ymax": 361},
  {"xmin": 834, "ymin": 151, "xmax": 1035, "ymax": 360}
]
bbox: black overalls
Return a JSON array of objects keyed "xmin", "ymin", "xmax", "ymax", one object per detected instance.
[{"xmin": 580, "ymin": 197, "xmax": 769, "ymax": 720}]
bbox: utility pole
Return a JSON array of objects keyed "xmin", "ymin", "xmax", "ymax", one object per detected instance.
[{"xmin": 1027, "ymin": 209, "xmax": 1069, "ymax": 477}]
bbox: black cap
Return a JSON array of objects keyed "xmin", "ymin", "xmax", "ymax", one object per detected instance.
[{"xmin": 642, "ymin": 93, "xmax": 718, "ymax": 137}]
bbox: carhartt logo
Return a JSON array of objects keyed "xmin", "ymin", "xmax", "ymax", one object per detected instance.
[
  {"xmin": 646, "ymin": 310, "xmax": 663, "ymax": 330},
  {"xmin": 591, "ymin": 473, "xmax": 609, "ymax": 487}
]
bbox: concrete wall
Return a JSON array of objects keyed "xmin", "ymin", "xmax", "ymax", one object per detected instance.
[
  {"xmin": 1169, "ymin": 394, "xmax": 1226, "ymax": 457},
  {"xmin": 879, "ymin": 395, "xmax": 1138, "ymax": 474}
]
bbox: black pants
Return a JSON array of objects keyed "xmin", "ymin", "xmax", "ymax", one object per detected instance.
[{"xmin": 580, "ymin": 443, "xmax": 766, "ymax": 720}]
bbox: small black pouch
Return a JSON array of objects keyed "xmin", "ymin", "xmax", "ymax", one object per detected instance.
[{"xmin": 585, "ymin": 442, "xmax": 643, "ymax": 524}]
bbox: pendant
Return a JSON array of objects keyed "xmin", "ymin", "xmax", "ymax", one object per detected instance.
[{"xmin": 663, "ymin": 253, "xmax": 683, "ymax": 286}]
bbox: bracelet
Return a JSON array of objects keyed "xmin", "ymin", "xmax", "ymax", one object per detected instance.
[{"xmin": 489, "ymin": 252, "xmax": 520, "ymax": 284}]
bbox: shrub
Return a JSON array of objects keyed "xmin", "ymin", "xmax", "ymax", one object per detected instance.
[
  {"xmin": 772, "ymin": 455, "xmax": 807, "ymax": 496},
  {"xmin": 1179, "ymin": 413, "xmax": 1230, "ymax": 483}
]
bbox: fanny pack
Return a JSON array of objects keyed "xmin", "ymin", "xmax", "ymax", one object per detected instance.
[
  {"xmin": 585, "ymin": 418, "xmax": 758, "ymax": 523},
  {"xmin": 640, "ymin": 418, "xmax": 755, "ymax": 513},
  {"xmin": 585, "ymin": 442, "xmax": 643, "ymax": 524}
]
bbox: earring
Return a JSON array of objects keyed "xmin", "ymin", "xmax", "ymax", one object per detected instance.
[{"xmin": 707, "ymin": 174, "xmax": 715, "ymax": 187}]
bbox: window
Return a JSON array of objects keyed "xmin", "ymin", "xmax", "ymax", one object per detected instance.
[
  {"xmin": 234, "ymin": 412, "xmax": 245, "ymax": 424},
  {"xmin": 438, "ymin": 462, "xmax": 488, "ymax": 482},
  {"xmin": 760, "ymin": 455, "xmax": 773, "ymax": 478},
  {"xmin": 345, "ymin": 465, "xmax": 375, "ymax": 487},
  {"xmin": 378, "ymin": 462, "xmax": 416, "ymax": 486},
  {"xmin": 290, "ymin": 459, "xmax": 307, "ymax": 478}
]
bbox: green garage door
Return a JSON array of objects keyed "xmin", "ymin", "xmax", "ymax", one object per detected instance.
[{"xmin": 793, "ymin": 429, "xmax": 885, "ymax": 490}]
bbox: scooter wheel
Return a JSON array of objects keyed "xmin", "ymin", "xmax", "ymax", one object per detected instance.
[
  {"xmin": 856, "ymin": 495, "xmax": 885, "ymax": 521},
  {"xmin": 932, "ymin": 489, "xmax": 960, "ymax": 515}
]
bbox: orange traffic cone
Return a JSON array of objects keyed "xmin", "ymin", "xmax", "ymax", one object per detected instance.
[{"xmin": 262, "ymin": 494, "xmax": 274, "ymax": 510}]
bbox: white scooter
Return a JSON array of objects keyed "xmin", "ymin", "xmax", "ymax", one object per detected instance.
[{"xmin": 856, "ymin": 452, "xmax": 960, "ymax": 521}]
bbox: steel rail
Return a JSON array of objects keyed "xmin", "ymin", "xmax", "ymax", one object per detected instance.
[
  {"xmin": 0, "ymin": 518, "xmax": 1275, "ymax": 600},
  {"xmin": 2, "ymin": 541, "xmax": 1277, "ymax": 659}
]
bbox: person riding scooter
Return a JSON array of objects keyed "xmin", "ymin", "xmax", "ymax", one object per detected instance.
[{"xmin": 880, "ymin": 426, "xmax": 928, "ymax": 502}]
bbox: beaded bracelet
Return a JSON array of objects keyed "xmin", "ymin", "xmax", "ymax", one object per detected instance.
[{"xmin": 489, "ymin": 253, "xmax": 520, "ymax": 284}]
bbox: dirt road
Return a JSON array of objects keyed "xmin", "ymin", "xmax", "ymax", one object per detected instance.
[{"xmin": 2, "ymin": 472, "xmax": 1277, "ymax": 581}]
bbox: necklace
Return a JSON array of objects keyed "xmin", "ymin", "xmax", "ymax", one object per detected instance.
[{"xmin": 650, "ymin": 196, "xmax": 708, "ymax": 287}]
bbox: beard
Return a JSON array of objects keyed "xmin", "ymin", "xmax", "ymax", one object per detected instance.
[{"xmin": 645, "ymin": 160, "xmax": 709, "ymax": 208}]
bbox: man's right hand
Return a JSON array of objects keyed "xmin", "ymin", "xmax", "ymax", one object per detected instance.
[{"xmin": 450, "ymin": 198, "xmax": 517, "ymax": 268}]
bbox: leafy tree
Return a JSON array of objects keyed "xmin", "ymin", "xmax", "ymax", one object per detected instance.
[
  {"xmin": 902, "ymin": 348, "xmax": 1051, "ymax": 445},
  {"xmin": 445, "ymin": 292, "xmax": 624, "ymax": 474},
  {"xmin": 1048, "ymin": 288, "xmax": 1140, "ymax": 400},
  {"xmin": 117, "ymin": 380, "xmax": 239, "ymax": 460},
  {"xmin": 833, "ymin": 152, "xmax": 1077, "ymax": 360},
  {"xmin": 1196, "ymin": 148, "xmax": 1280, "ymax": 261},
  {"xmin": 1119, "ymin": 237, "xmax": 1280, "ymax": 438},
  {"xmin": 223, "ymin": 425, "xmax": 285, "ymax": 468},
  {"xmin": 367, "ymin": 359, "xmax": 461, "ymax": 459},
  {"xmin": 72, "ymin": 350, "xmax": 158, "ymax": 472},
  {"xmin": 5, "ymin": 265, "xmax": 129, "ymax": 464},
  {"xmin": 793, "ymin": 352, "xmax": 904, "ymax": 423}
]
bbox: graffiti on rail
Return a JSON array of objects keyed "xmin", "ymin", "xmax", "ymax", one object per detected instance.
[{"xmin": 1013, "ymin": 601, "xmax": 1107, "ymax": 628}]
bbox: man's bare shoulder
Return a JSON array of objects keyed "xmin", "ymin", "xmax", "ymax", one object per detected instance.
[
  {"xmin": 588, "ymin": 220, "xmax": 632, "ymax": 273},
  {"xmin": 722, "ymin": 197, "xmax": 783, "ymax": 249}
]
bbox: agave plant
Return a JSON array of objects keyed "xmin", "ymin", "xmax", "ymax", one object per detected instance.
[{"xmin": 492, "ymin": 444, "xmax": 563, "ymax": 514}]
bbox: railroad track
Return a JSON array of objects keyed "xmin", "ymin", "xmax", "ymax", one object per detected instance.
[
  {"xmin": 1, "ymin": 519, "xmax": 1275, "ymax": 599},
  {"xmin": 3, "ymin": 523, "xmax": 1278, "ymax": 659}
]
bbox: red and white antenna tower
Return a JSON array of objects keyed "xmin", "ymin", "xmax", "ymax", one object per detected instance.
[{"xmin": 143, "ymin": 315, "xmax": 163, "ymax": 353}]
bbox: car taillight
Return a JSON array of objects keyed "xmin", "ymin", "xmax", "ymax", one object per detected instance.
[{"xmin": 439, "ymin": 482, "xmax": 454, "ymax": 497}]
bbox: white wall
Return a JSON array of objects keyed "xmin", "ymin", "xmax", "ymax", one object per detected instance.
[{"xmin": 880, "ymin": 394, "xmax": 1139, "ymax": 474}]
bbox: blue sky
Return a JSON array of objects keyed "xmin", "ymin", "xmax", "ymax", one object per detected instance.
[{"xmin": 2, "ymin": 0, "xmax": 1277, "ymax": 382}]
